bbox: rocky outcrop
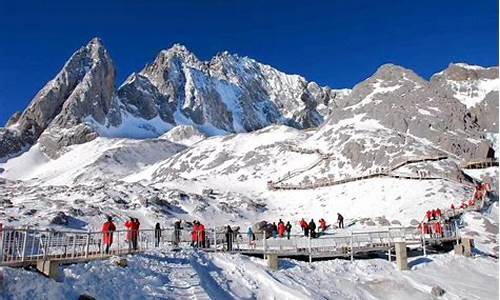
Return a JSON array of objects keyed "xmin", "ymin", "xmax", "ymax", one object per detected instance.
[
  {"xmin": 117, "ymin": 73, "xmax": 176, "ymax": 124},
  {"xmin": 321, "ymin": 64, "xmax": 495, "ymax": 160},
  {"xmin": 159, "ymin": 125, "xmax": 207, "ymax": 146},
  {"xmin": 0, "ymin": 129, "xmax": 26, "ymax": 163},
  {"xmin": 470, "ymin": 92, "xmax": 499, "ymax": 132},
  {"xmin": 1, "ymin": 38, "xmax": 118, "ymax": 159},
  {"xmin": 431, "ymin": 63, "xmax": 499, "ymax": 133},
  {"xmin": 129, "ymin": 45, "xmax": 338, "ymax": 132}
]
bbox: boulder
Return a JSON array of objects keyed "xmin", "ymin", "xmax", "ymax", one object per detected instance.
[
  {"xmin": 50, "ymin": 212, "xmax": 69, "ymax": 225},
  {"xmin": 430, "ymin": 286, "xmax": 446, "ymax": 297}
]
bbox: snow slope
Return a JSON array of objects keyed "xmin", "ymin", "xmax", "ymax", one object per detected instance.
[{"xmin": 1, "ymin": 249, "xmax": 498, "ymax": 300}]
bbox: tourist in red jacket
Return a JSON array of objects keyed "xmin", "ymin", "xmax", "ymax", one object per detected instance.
[
  {"xmin": 102, "ymin": 216, "xmax": 116, "ymax": 254},
  {"xmin": 278, "ymin": 222, "xmax": 286, "ymax": 237},
  {"xmin": 319, "ymin": 218, "xmax": 327, "ymax": 231},
  {"xmin": 125, "ymin": 217, "xmax": 135, "ymax": 250},
  {"xmin": 426, "ymin": 210, "xmax": 432, "ymax": 222},
  {"xmin": 197, "ymin": 222, "xmax": 206, "ymax": 247},
  {"xmin": 434, "ymin": 222, "xmax": 443, "ymax": 238},
  {"xmin": 192, "ymin": 221, "xmax": 199, "ymax": 247}
]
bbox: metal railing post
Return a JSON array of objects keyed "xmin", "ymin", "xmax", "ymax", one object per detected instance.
[
  {"xmin": 116, "ymin": 231, "xmax": 120, "ymax": 255},
  {"xmin": 72, "ymin": 233, "xmax": 77, "ymax": 258},
  {"xmin": 308, "ymin": 230, "xmax": 312, "ymax": 264},
  {"xmin": 263, "ymin": 233, "xmax": 267, "ymax": 259},
  {"xmin": 350, "ymin": 232, "xmax": 354, "ymax": 262},
  {"xmin": 0, "ymin": 228, "xmax": 4, "ymax": 263},
  {"xmin": 21, "ymin": 227, "xmax": 29, "ymax": 262},
  {"xmin": 85, "ymin": 230, "xmax": 90, "ymax": 258},
  {"xmin": 213, "ymin": 227, "xmax": 217, "ymax": 252}
]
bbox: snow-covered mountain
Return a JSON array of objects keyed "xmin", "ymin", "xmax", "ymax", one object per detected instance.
[
  {"xmin": 0, "ymin": 37, "xmax": 498, "ymax": 234},
  {"xmin": 1, "ymin": 38, "xmax": 347, "ymax": 161}
]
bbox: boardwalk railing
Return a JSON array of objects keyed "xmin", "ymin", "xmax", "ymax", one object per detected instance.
[
  {"xmin": 267, "ymin": 153, "xmax": 485, "ymax": 190},
  {"xmin": 0, "ymin": 224, "xmax": 460, "ymax": 267},
  {"xmin": 0, "ymin": 228, "xmax": 193, "ymax": 266}
]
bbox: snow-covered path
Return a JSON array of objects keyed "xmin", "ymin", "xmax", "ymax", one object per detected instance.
[{"xmin": 1, "ymin": 249, "xmax": 498, "ymax": 300}]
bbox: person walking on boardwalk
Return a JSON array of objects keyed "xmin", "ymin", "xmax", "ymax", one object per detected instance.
[
  {"xmin": 247, "ymin": 227, "xmax": 256, "ymax": 246},
  {"xmin": 285, "ymin": 221, "xmax": 292, "ymax": 240},
  {"xmin": 132, "ymin": 218, "xmax": 140, "ymax": 250},
  {"xmin": 435, "ymin": 208, "xmax": 442, "ymax": 219},
  {"xmin": 155, "ymin": 223, "xmax": 161, "ymax": 247},
  {"xmin": 197, "ymin": 222, "xmax": 206, "ymax": 248},
  {"xmin": 300, "ymin": 218, "xmax": 309, "ymax": 236},
  {"xmin": 308, "ymin": 219, "xmax": 317, "ymax": 238},
  {"xmin": 426, "ymin": 210, "xmax": 432, "ymax": 222},
  {"xmin": 191, "ymin": 221, "xmax": 199, "ymax": 247},
  {"xmin": 174, "ymin": 219, "xmax": 182, "ymax": 246},
  {"xmin": 272, "ymin": 222, "xmax": 278, "ymax": 238},
  {"xmin": 278, "ymin": 222, "xmax": 286, "ymax": 238},
  {"xmin": 102, "ymin": 216, "xmax": 116, "ymax": 254},
  {"xmin": 319, "ymin": 218, "xmax": 327, "ymax": 232},
  {"xmin": 125, "ymin": 217, "xmax": 135, "ymax": 251},
  {"xmin": 337, "ymin": 213, "xmax": 344, "ymax": 229},
  {"xmin": 434, "ymin": 222, "xmax": 443, "ymax": 238},
  {"xmin": 225, "ymin": 225, "xmax": 234, "ymax": 251}
]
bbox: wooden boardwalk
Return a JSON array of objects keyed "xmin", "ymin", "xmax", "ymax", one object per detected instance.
[
  {"xmin": 0, "ymin": 224, "xmax": 460, "ymax": 268},
  {"xmin": 268, "ymin": 144, "xmax": 496, "ymax": 191},
  {"xmin": 270, "ymin": 154, "xmax": 452, "ymax": 190}
]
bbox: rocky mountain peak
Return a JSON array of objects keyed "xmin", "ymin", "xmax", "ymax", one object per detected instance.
[
  {"xmin": 371, "ymin": 63, "xmax": 427, "ymax": 86},
  {"xmin": 438, "ymin": 63, "xmax": 499, "ymax": 81}
]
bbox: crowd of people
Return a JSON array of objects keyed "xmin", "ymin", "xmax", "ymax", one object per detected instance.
[
  {"xmin": 419, "ymin": 182, "xmax": 490, "ymax": 239},
  {"xmin": 297, "ymin": 213, "xmax": 344, "ymax": 238},
  {"xmin": 101, "ymin": 217, "xmax": 210, "ymax": 252}
]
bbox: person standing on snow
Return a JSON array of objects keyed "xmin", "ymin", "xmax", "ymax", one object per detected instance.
[
  {"xmin": 308, "ymin": 219, "xmax": 317, "ymax": 238},
  {"xmin": 285, "ymin": 221, "xmax": 292, "ymax": 240},
  {"xmin": 337, "ymin": 213, "xmax": 344, "ymax": 229},
  {"xmin": 155, "ymin": 223, "xmax": 162, "ymax": 247},
  {"xmin": 102, "ymin": 216, "xmax": 116, "ymax": 254}
]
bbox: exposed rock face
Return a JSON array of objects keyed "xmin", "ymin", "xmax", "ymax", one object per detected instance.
[
  {"xmin": 430, "ymin": 63, "xmax": 499, "ymax": 133},
  {"xmin": 1, "ymin": 38, "xmax": 118, "ymax": 159},
  {"xmin": 117, "ymin": 73, "xmax": 175, "ymax": 124},
  {"xmin": 5, "ymin": 111, "xmax": 21, "ymax": 127},
  {"xmin": 321, "ymin": 64, "xmax": 495, "ymax": 160},
  {"xmin": 130, "ymin": 45, "xmax": 342, "ymax": 132},
  {"xmin": 0, "ymin": 129, "xmax": 26, "ymax": 163},
  {"xmin": 159, "ymin": 125, "xmax": 207, "ymax": 146},
  {"xmin": 471, "ymin": 92, "xmax": 499, "ymax": 132}
]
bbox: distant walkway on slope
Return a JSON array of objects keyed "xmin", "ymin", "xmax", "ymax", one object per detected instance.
[{"xmin": 268, "ymin": 148, "xmax": 453, "ymax": 190}]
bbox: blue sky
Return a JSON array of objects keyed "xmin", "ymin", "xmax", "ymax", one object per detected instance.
[{"xmin": 0, "ymin": 0, "xmax": 498, "ymax": 125}]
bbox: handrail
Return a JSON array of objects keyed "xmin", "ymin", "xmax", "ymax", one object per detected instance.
[{"xmin": 0, "ymin": 223, "xmax": 457, "ymax": 267}]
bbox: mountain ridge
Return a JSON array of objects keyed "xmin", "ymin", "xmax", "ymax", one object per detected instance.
[{"xmin": 0, "ymin": 37, "xmax": 498, "ymax": 162}]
